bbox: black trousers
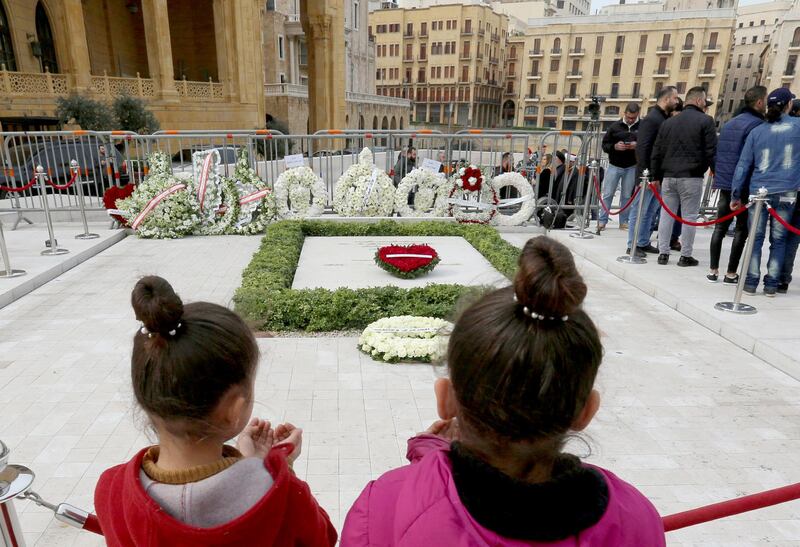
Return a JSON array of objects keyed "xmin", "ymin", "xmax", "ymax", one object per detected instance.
[{"xmin": 709, "ymin": 189, "xmax": 749, "ymax": 272}]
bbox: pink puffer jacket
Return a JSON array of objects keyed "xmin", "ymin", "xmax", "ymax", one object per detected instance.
[{"xmin": 342, "ymin": 435, "xmax": 666, "ymax": 547}]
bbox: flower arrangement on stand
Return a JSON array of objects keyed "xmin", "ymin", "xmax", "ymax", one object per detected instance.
[
  {"xmin": 358, "ymin": 316, "xmax": 453, "ymax": 363},
  {"xmin": 274, "ymin": 166, "xmax": 327, "ymax": 220},
  {"xmin": 333, "ymin": 148, "xmax": 395, "ymax": 217},
  {"xmin": 116, "ymin": 151, "xmax": 200, "ymax": 239},
  {"xmin": 394, "ymin": 168, "xmax": 449, "ymax": 218},
  {"xmin": 102, "ymin": 183, "xmax": 135, "ymax": 226},
  {"xmin": 374, "ymin": 243, "xmax": 440, "ymax": 279},
  {"xmin": 190, "ymin": 149, "xmax": 240, "ymax": 235},
  {"xmin": 447, "ymin": 165, "xmax": 498, "ymax": 224},
  {"xmin": 490, "ymin": 172, "xmax": 536, "ymax": 226},
  {"xmin": 231, "ymin": 148, "xmax": 276, "ymax": 234}
]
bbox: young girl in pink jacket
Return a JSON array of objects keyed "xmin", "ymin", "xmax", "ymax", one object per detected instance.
[{"xmin": 342, "ymin": 237, "xmax": 666, "ymax": 546}]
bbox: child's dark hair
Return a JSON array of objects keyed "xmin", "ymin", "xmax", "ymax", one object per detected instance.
[
  {"xmin": 130, "ymin": 276, "xmax": 259, "ymax": 437},
  {"xmin": 447, "ymin": 237, "xmax": 602, "ymax": 445}
]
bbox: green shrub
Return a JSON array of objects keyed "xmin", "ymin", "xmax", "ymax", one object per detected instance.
[
  {"xmin": 112, "ymin": 94, "xmax": 160, "ymax": 134},
  {"xmin": 56, "ymin": 94, "xmax": 114, "ymax": 131},
  {"xmin": 234, "ymin": 220, "xmax": 521, "ymax": 332}
]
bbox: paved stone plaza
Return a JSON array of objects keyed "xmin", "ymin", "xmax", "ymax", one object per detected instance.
[{"xmin": 1, "ymin": 222, "xmax": 800, "ymax": 546}]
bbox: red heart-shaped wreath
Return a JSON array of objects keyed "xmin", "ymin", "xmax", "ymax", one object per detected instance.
[
  {"xmin": 375, "ymin": 244, "xmax": 440, "ymax": 279},
  {"xmin": 103, "ymin": 184, "xmax": 135, "ymax": 226}
]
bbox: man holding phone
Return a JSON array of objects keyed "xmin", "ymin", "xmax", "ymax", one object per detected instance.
[{"xmin": 598, "ymin": 102, "xmax": 640, "ymax": 231}]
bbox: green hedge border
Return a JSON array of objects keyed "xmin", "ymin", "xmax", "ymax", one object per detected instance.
[{"xmin": 234, "ymin": 220, "xmax": 521, "ymax": 332}]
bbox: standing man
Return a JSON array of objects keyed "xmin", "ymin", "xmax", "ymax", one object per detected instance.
[
  {"xmin": 598, "ymin": 102, "xmax": 640, "ymax": 232},
  {"xmin": 626, "ymin": 86, "xmax": 678, "ymax": 258},
  {"xmin": 707, "ymin": 85, "xmax": 766, "ymax": 283},
  {"xmin": 651, "ymin": 86, "xmax": 717, "ymax": 267}
]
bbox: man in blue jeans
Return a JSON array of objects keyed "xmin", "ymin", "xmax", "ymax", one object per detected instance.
[
  {"xmin": 598, "ymin": 102, "xmax": 639, "ymax": 232},
  {"xmin": 777, "ymin": 200, "xmax": 800, "ymax": 293},
  {"xmin": 627, "ymin": 86, "xmax": 679, "ymax": 257},
  {"xmin": 731, "ymin": 87, "xmax": 800, "ymax": 296}
]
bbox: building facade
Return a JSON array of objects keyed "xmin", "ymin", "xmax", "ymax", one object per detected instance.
[
  {"xmin": 511, "ymin": 9, "xmax": 735, "ymax": 130},
  {"xmin": 0, "ymin": 0, "xmax": 266, "ymax": 131},
  {"xmin": 369, "ymin": 1, "xmax": 510, "ymax": 128},
  {"xmin": 717, "ymin": 1, "xmax": 790, "ymax": 124},
  {"xmin": 759, "ymin": 0, "xmax": 800, "ymax": 98},
  {"xmin": 263, "ymin": 0, "xmax": 409, "ymax": 134}
]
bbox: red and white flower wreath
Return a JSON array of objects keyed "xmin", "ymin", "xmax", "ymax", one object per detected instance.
[{"xmin": 447, "ymin": 165, "xmax": 498, "ymax": 224}]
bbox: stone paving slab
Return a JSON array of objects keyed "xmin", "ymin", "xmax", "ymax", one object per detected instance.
[{"xmin": 502, "ymin": 223, "xmax": 800, "ymax": 379}]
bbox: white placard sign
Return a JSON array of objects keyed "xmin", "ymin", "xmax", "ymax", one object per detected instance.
[
  {"xmin": 421, "ymin": 158, "xmax": 442, "ymax": 173},
  {"xmin": 284, "ymin": 154, "xmax": 305, "ymax": 169}
]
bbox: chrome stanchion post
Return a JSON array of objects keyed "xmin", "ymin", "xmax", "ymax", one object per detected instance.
[
  {"xmin": 617, "ymin": 169, "xmax": 649, "ymax": 264},
  {"xmin": 0, "ymin": 218, "xmax": 25, "ymax": 278},
  {"xmin": 570, "ymin": 159, "xmax": 596, "ymax": 240},
  {"xmin": 71, "ymin": 160, "xmax": 99, "ymax": 240},
  {"xmin": 715, "ymin": 187, "xmax": 767, "ymax": 315},
  {"xmin": 36, "ymin": 165, "xmax": 68, "ymax": 256}
]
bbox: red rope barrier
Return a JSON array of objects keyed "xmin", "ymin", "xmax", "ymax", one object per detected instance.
[
  {"xmin": 593, "ymin": 175, "xmax": 641, "ymax": 216},
  {"xmin": 0, "ymin": 176, "xmax": 38, "ymax": 193},
  {"xmin": 766, "ymin": 204, "xmax": 800, "ymax": 236},
  {"xmin": 649, "ymin": 183, "xmax": 750, "ymax": 227},
  {"xmin": 46, "ymin": 170, "xmax": 79, "ymax": 191},
  {"xmin": 663, "ymin": 481, "xmax": 800, "ymax": 532},
  {"xmin": 82, "ymin": 514, "xmax": 103, "ymax": 536}
]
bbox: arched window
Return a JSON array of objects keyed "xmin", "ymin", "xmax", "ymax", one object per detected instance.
[
  {"xmin": 399, "ymin": 117, "xmax": 404, "ymax": 129},
  {"xmin": 684, "ymin": 33, "xmax": 694, "ymax": 48},
  {"xmin": 524, "ymin": 106, "xmax": 539, "ymax": 115},
  {"xmin": 553, "ymin": 38, "xmax": 561, "ymax": 52},
  {"xmin": 390, "ymin": 116, "xmax": 397, "ymax": 129},
  {"xmin": 0, "ymin": 1, "xmax": 16, "ymax": 71},
  {"xmin": 604, "ymin": 105, "xmax": 620, "ymax": 116},
  {"xmin": 35, "ymin": 2, "xmax": 58, "ymax": 73},
  {"xmin": 372, "ymin": 116, "xmax": 378, "ymax": 129},
  {"xmin": 793, "ymin": 27, "xmax": 800, "ymax": 46},
  {"xmin": 359, "ymin": 115, "xmax": 365, "ymax": 129},
  {"xmin": 381, "ymin": 116, "xmax": 388, "ymax": 129},
  {"xmin": 544, "ymin": 105, "xmax": 558, "ymax": 116},
  {"xmin": 564, "ymin": 105, "xmax": 578, "ymax": 116}
]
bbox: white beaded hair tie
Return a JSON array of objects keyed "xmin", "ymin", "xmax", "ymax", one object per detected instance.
[
  {"xmin": 140, "ymin": 323, "xmax": 182, "ymax": 338},
  {"xmin": 513, "ymin": 293, "xmax": 568, "ymax": 322}
]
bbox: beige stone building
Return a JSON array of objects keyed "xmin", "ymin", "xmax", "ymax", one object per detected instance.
[
  {"xmin": 717, "ymin": 1, "xmax": 790, "ymax": 124},
  {"xmin": 510, "ymin": 9, "xmax": 736, "ymax": 130},
  {"xmin": 263, "ymin": 0, "xmax": 410, "ymax": 135},
  {"xmin": 759, "ymin": 0, "xmax": 800, "ymax": 99},
  {"xmin": 369, "ymin": 0, "xmax": 510, "ymax": 128},
  {"xmin": 0, "ymin": 0, "xmax": 265, "ymax": 131}
]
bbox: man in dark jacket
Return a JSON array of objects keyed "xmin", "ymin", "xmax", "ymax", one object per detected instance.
[
  {"xmin": 651, "ymin": 86, "xmax": 717, "ymax": 267},
  {"xmin": 599, "ymin": 102, "xmax": 640, "ymax": 231},
  {"xmin": 707, "ymin": 85, "xmax": 766, "ymax": 283},
  {"xmin": 626, "ymin": 86, "xmax": 678, "ymax": 257}
]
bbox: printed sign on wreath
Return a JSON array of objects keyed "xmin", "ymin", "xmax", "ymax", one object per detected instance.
[
  {"xmin": 421, "ymin": 158, "xmax": 442, "ymax": 173},
  {"xmin": 284, "ymin": 154, "xmax": 305, "ymax": 170}
]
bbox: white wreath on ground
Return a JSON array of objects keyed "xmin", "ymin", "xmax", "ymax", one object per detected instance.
[
  {"xmin": 358, "ymin": 315, "xmax": 453, "ymax": 364},
  {"xmin": 274, "ymin": 166, "xmax": 327, "ymax": 219},
  {"xmin": 190, "ymin": 149, "xmax": 239, "ymax": 235},
  {"xmin": 490, "ymin": 172, "xmax": 536, "ymax": 226},
  {"xmin": 394, "ymin": 168, "xmax": 449, "ymax": 218},
  {"xmin": 446, "ymin": 166, "xmax": 498, "ymax": 224},
  {"xmin": 333, "ymin": 148, "xmax": 395, "ymax": 217}
]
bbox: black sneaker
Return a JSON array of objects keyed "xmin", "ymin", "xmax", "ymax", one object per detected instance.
[
  {"xmin": 706, "ymin": 273, "xmax": 719, "ymax": 283},
  {"xmin": 723, "ymin": 274, "xmax": 739, "ymax": 285},
  {"xmin": 639, "ymin": 244, "xmax": 659, "ymax": 255},
  {"xmin": 626, "ymin": 247, "xmax": 647, "ymax": 258},
  {"xmin": 743, "ymin": 285, "xmax": 757, "ymax": 295},
  {"xmin": 658, "ymin": 254, "xmax": 669, "ymax": 265},
  {"xmin": 670, "ymin": 238, "xmax": 682, "ymax": 252},
  {"xmin": 778, "ymin": 283, "xmax": 789, "ymax": 294},
  {"xmin": 764, "ymin": 287, "xmax": 777, "ymax": 298},
  {"xmin": 677, "ymin": 256, "xmax": 699, "ymax": 267}
]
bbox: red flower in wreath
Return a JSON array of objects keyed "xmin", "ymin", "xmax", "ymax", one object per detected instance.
[
  {"xmin": 460, "ymin": 166, "xmax": 483, "ymax": 192},
  {"xmin": 375, "ymin": 244, "xmax": 440, "ymax": 279},
  {"xmin": 103, "ymin": 184, "xmax": 135, "ymax": 226}
]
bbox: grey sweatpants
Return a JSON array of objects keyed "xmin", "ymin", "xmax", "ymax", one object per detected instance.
[{"xmin": 657, "ymin": 177, "xmax": 703, "ymax": 257}]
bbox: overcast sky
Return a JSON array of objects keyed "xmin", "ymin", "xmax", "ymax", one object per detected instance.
[{"xmin": 590, "ymin": 0, "xmax": 762, "ymax": 13}]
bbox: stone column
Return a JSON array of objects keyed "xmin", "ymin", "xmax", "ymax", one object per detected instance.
[
  {"xmin": 62, "ymin": 0, "xmax": 92, "ymax": 91},
  {"xmin": 141, "ymin": 0, "xmax": 178, "ymax": 99},
  {"xmin": 301, "ymin": 0, "xmax": 346, "ymax": 133}
]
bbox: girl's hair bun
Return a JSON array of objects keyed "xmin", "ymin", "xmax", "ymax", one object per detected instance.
[
  {"xmin": 131, "ymin": 276, "xmax": 184, "ymax": 335},
  {"xmin": 513, "ymin": 237, "xmax": 587, "ymax": 318}
]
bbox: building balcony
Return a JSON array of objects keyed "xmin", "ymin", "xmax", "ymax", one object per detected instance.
[
  {"xmin": 504, "ymin": 88, "xmax": 516, "ymax": 96},
  {"xmin": 420, "ymin": 30, "xmax": 428, "ymax": 37},
  {"xmin": 566, "ymin": 71, "xmax": 582, "ymax": 79},
  {"xmin": 527, "ymin": 72, "xmax": 542, "ymax": 79},
  {"xmin": 492, "ymin": 33, "xmax": 500, "ymax": 42},
  {"xmin": 698, "ymin": 71, "xmax": 717, "ymax": 78},
  {"xmin": 656, "ymin": 46, "xmax": 673, "ymax": 54},
  {"xmin": 605, "ymin": 94, "xmax": 642, "ymax": 102},
  {"xmin": 417, "ymin": 56, "xmax": 428, "ymax": 62},
  {"xmin": 285, "ymin": 14, "xmax": 303, "ymax": 36},
  {"xmin": 551, "ymin": 48, "xmax": 562, "ymax": 55},
  {"xmin": 565, "ymin": 95, "xmax": 580, "ymax": 101},
  {"xmin": 403, "ymin": 56, "xmax": 414, "ymax": 62},
  {"xmin": 478, "ymin": 29, "xmax": 485, "ymax": 37},
  {"xmin": 403, "ymin": 32, "xmax": 413, "ymax": 39},
  {"xmin": 525, "ymin": 95, "xmax": 541, "ymax": 102},
  {"xmin": 265, "ymin": 83, "xmax": 412, "ymax": 108},
  {"xmin": 702, "ymin": 44, "xmax": 721, "ymax": 53},
  {"xmin": 789, "ymin": 42, "xmax": 800, "ymax": 51},
  {"xmin": 782, "ymin": 72, "xmax": 796, "ymax": 81},
  {"xmin": 490, "ymin": 57, "xmax": 499, "ymax": 64},
  {"xmin": 653, "ymin": 70, "xmax": 670, "ymax": 78},
  {"xmin": 529, "ymin": 49, "xmax": 544, "ymax": 57},
  {"xmin": 681, "ymin": 46, "xmax": 695, "ymax": 54},
  {"xmin": 569, "ymin": 48, "xmax": 586, "ymax": 56},
  {"xmin": 460, "ymin": 53, "xmax": 471, "ymax": 60},
  {"xmin": 461, "ymin": 29, "xmax": 473, "ymax": 35}
]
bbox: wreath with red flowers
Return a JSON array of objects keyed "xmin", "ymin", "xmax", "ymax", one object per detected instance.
[
  {"xmin": 374, "ymin": 244, "xmax": 440, "ymax": 279},
  {"xmin": 460, "ymin": 166, "xmax": 484, "ymax": 192},
  {"xmin": 102, "ymin": 184, "xmax": 135, "ymax": 226},
  {"xmin": 447, "ymin": 165, "xmax": 498, "ymax": 224}
]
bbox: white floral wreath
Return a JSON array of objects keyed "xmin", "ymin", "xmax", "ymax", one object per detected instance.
[
  {"xmin": 274, "ymin": 166, "xmax": 327, "ymax": 219},
  {"xmin": 447, "ymin": 165, "xmax": 498, "ymax": 224},
  {"xmin": 190, "ymin": 149, "xmax": 240, "ymax": 235},
  {"xmin": 394, "ymin": 168, "xmax": 449, "ymax": 218},
  {"xmin": 358, "ymin": 315, "xmax": 453, "ymax": 363},
  {"xmin": 333, "ymin": 148, "xmax": 395, "ymax": 217},
  {"xmin": 231, "ymin": 148, "xmax": 275, "ymax": 234},
  {"xmin": 490, "ymin": 172, "xmax": 536, "ymax": 227}
]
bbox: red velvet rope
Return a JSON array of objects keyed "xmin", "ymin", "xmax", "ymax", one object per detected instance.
[
  {"xmin": 593, "ymin": 175, "xmax": 641, "ymax": 216},
  {"xmin": 663, "ymin": 481, "xmax": 800, "ymax": 532},
  {"xmin": 46, "ymin": 170, "xmax": 79, "ymax": 191},
  {"xmin": 0, "ymin": 176, "xmax": 38, "ymax": 193},
  {"xmin": 82, "ymin": 514, "xmax": 103, "ymax": 536},
  {"xmin": 649, "ymin": 183, "xmax": 750, "ymax": 227},
  {"xmin": 766, "ymin": 204, "xmax": 800, "ymax": 236}
]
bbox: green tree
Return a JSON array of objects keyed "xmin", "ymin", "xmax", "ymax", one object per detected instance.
[
  {"xmin": 112, "ymin": 94, "xmax": 160, "ymax": 134},
  {"xmin": 55, "ymin": 94, "xmax": 114, "ymax": 131}
]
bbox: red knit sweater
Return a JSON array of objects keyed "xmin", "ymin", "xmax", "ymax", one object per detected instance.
[{"xmin": 94, "ymin": 445, "xmax": 337, "ymax": 546}]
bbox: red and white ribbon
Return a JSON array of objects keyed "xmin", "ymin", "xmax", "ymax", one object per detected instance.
[
  {"xmin": 239, "ymin": 188, "xmax": 271, "ymax": 206},
  {"xmin": 384, "ymin": 253, "xmax": 434, "ymax": 259},
  {"xmin": 131, "ymin": 184, "xmax": 186, "ymax": 230},
  {"xmin": 196, "ymin": 153, "xmax": 215, "ymax": 211}
]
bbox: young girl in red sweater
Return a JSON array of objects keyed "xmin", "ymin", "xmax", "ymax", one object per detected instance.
[{"xmin": 94, "ymin": 276, "xmax": 337, "ymax": 546}]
